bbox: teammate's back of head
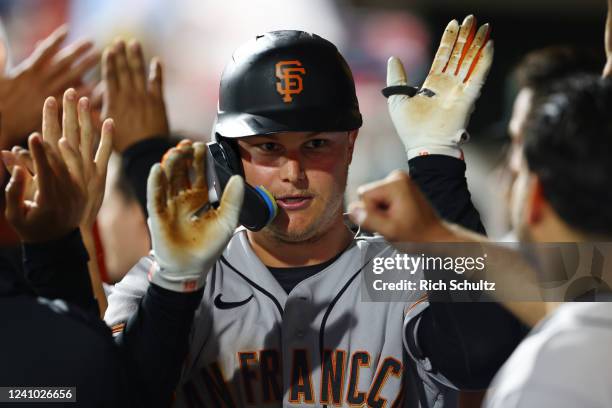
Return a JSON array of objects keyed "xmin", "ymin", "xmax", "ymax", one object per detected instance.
[
  {"xmin": 514, "ymin": 46, "xmax": 605, "ymax": 97},
  {"xmin": 523, "ymin": 75, "xmax": 612, "ymax": 237}
]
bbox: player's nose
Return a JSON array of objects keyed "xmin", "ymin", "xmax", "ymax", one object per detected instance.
[{"xmin": 279, "ymin": 157, "xmax": 306, "ymax": 184}]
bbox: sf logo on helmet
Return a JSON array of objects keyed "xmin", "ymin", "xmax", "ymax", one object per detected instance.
[{"xmin": 275, "ymin": 60, "xmax": 306, "ymax": 103}]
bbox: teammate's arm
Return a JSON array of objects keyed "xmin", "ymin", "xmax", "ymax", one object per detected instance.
[
  {"xmin": 102, "ymin": 38, "xmax": 174, "ymax": 218},
  {"xmin": 4, "ymin": 129, "xmax": 98, "ymax": 315},
  {"xmin": 3, "ymin": 90, "xmax": 114, "ymax": 315},
  {"xmin": 350, "ymin": 171, "xmax": 548, "ymax": 324}
]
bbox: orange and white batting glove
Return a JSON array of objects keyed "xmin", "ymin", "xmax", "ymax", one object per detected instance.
[
  {"xmin": 385, "ymin": 15, "xmax": 493, "ymax": 160},
  {"xmin": 146, "ymin": 140, "xmax": 244, "ymax": 292}
]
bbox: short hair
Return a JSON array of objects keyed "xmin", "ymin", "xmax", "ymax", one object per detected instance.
[
  {"xmin": 514, "ymin": 46, "xmax": 604, "ymax": 97},
  {"xmin": 523, "ymin": 75, "xmax": 612, "ymax": 236}
]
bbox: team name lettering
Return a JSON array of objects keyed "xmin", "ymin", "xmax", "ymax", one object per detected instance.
[{"xmin": 182, "ymin": 349, "xmax": 403, "ymax": 406}]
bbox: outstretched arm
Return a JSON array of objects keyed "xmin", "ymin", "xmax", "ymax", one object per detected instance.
[
  {"xmin": 102, "ymin": 38, "xmax": 173, "ymax": 218},
  {"xmin": 3, "ymin": 89, "xmax": 113, "ymax": 315},
  {"xmin": 385, "ymin": 15, "xmax": 491, "ymax": 234},
  {"xmin": 116, "ymin": 140, "xmax": 244, "ymax": 407}
]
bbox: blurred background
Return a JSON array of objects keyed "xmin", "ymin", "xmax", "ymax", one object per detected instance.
[{"xmin": 0, "ymin": 0, "xmax": 607, "ymax": 280}]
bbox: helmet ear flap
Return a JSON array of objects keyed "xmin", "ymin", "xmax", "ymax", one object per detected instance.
[
  {"xmin": 206, "ymin": 139, "xmax": 278, "ymax": 231},
  {"xmin": 218, "ymin": 138, "xmax": 244, "ymax": 176}
]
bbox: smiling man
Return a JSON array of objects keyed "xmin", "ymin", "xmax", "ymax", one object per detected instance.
[{"xmin": 105, "ymin": 24, "xmax": 526, "ymax": 407}]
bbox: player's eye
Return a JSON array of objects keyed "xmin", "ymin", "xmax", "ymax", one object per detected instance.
[
  {"xmin": 256, "ymin": 142, "xmax": 282, "ymax": 153},
  {"xmin": 304, "ymin": 139, "xmax": 329, "ymax": 149}
]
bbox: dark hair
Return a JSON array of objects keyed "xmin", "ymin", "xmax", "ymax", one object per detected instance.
[
  {"xmin": 514, "ymin": 46, "xmax": 604, "ymax": 96},
  {"xmin": 523, "ymin": 75, "xmax": 612, "ymax": 237}
]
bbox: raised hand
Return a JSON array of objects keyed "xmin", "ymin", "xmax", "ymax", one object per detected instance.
[
  {"xmin": 4, "ymin": 133, "xmax": 85, "ymax": 243},
  {"xmin": 0, "ymin": 26, "xmax": 100, "ymax": 150},
  {"xmin": 386, "ymin": 15, "xmax": 493, "ymax": 159},
  {"xmin": 101, "ymin": 39, "xmax": 169, "ymax": 153},
  {"xmin": 147, "ymin": 140, "xmax": 244, "ymax": 292}
]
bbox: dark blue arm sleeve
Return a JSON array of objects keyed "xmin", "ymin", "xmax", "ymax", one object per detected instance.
[
  {"xmin": 409, "ymin": 155, "xmax": 486, "ymax": 235},
  {"xmin": 22, "ymin": 229, "xmax": 99, "ymax": 317},
  {"xmin": 116, "ymin": 283, "xmax": 204, "ymax": 408}
]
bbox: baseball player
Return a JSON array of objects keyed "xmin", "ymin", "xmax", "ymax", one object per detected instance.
[{"xmin": 106, "ymin": 17, "xmax": 526, "ymax": 407}]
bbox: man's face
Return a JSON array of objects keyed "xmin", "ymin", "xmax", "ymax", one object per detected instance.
[
  {"xmin": 510, "ymin": 160, "xmax": 535, "ymax": 241},
  {"xmin": 507, "ymin": 87, "xmax": 534, "ymax": 176},
  {"xmin": 237, "ymin": 131, "xmax": 358, "ymax": 243}
]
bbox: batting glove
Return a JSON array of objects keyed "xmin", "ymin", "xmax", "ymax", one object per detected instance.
[
  {"xmin": 386, "ymin": 15, "xmax": 493, "ymax": 160},
  {"xmin": 146, "ymin": 140, "xmax": 244, "ymax": 292}
]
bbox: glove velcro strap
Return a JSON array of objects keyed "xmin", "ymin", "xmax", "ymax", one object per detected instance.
[{"xmin": 148, "ymin": 262, "xmax": 206, "ymax": 293}]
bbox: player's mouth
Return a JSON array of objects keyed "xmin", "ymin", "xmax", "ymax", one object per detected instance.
[{"xmin": 275, "ymin": 195, "xmax": 313, "ymax": 210}]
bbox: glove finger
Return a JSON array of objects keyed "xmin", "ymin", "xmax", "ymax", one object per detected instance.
[
  {"xmin": 464, "ymin": 40, "xmax": 494, "ymax": 96},
  {"xmin": 386, "ymin": 56, "xmax": 408, "ymax": 86},
  {"xmin": 458, "ymin": 23, "xmax": 491, "ymax": 82},
  {"xmin": 216, "ymin": 174, "xmax": 244, "ymax": 233},
  {"xmin": 146, "ymin": 163, "xmax": 168, "ymax": 221},
  {"xmin": 445, "ymin": 15, "xmax": 476, "ymax": 75},
  {"xmin": 429, "ymin": 19, "xmax": 460, "ymax": 74},
  {"xmin": 386, "ymin": 56, "xmax": 410, "ymax": 108},
  {"xmin": 163, "ymin": 147, "xmax": 192, "ymax": 198},
  {"xmin": 192, "ymin": 142, "xmax": 209, "ymax": 191}
]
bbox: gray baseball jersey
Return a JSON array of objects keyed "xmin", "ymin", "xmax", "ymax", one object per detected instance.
[{"xmin": 105, "ymin": 229, "xmax": 459, "ymax": 407}]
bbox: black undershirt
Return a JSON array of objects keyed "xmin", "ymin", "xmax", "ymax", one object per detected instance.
[{"xmin": 267, "ymin": 251, "xmax": 344, "ymax": 294}]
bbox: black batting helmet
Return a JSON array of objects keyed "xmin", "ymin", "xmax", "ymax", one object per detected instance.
[{"xmin": 213, "ymin": 30, "xmax": 362, "ymax": 138}]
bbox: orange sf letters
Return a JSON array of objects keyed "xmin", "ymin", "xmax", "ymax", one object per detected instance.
[{"xmin": 276, "ymin": 60, "xmax": 306, "ymax": 103}]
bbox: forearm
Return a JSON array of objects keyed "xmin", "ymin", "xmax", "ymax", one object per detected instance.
[
  {"xmin": 409, "ymin": 155, "xmax": 486, "ymax": 235},
  {"xmin": 115, "ymin": 282, "xmax": 203, "ymax": 408},
  {"xmin": 22, "ymin": 228, "xmax": 99, "ymax": 316},
  {"xmin": 413, "ymin": 222, "xmax": 550, "ymax": 326}
]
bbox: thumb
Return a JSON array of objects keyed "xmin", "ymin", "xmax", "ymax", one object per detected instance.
[
  {"xmin": 146, "ymin": 163, "xmax": 168, "ymax": 221},
  {"xmin": 5, "ymin": 166, "xmax": 26, "ymax": 228},
  {"xmin": 386, "ymin": 56, "xmax": 408, "ymax": 87},
  {"xmin": 386, "ymin": 56, "xmax": 410, "ymax": 109},
  {"xmin": 348, "ymin": 200, "xmax": 394, "ymax": 239},
  {"xmin": 216, "ymin": 175, "xmax": 244, "ymax": 231}
]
